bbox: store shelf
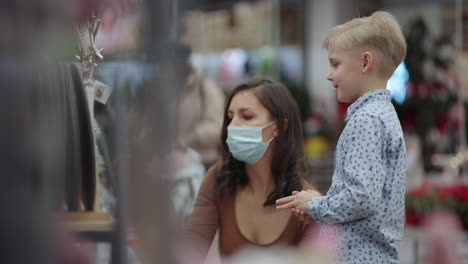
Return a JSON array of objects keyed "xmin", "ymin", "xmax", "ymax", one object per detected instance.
[
  {"xmin": 62, "ymin": 211, "xmax": 113, "ymax": 231},
  {"xmin": 61, "ymin": 211, "xmax": 115, "ymax": 242}
]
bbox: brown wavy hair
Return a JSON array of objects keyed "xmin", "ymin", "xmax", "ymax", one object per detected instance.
[{"xmin": 215, "ymin": 78, "xmax": 307, "ymax": 206}]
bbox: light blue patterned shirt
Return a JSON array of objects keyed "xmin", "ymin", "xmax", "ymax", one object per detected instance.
[{"xmin": 307, "ymin": 89, "xmax": 407, "ymax": 264}]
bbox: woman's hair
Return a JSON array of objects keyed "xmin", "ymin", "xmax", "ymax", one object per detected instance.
[{"xmin": 215, "ymin": 78, "xmax": 306, "ymax": 206}]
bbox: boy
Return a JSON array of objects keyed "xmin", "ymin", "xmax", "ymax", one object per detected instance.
[{"xmin": 276, "ymin": 11, "xmax": 407, "ymax": 264}]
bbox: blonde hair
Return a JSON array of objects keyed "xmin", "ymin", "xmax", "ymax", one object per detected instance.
[{"xmin": 323, "ymin": 11, "xmax": 407, "ymax": 78}]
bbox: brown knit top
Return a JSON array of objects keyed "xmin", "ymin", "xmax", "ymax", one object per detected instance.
[{"xmin": 185, "ymin": 166, "xmax": 317, "ymax": 262}]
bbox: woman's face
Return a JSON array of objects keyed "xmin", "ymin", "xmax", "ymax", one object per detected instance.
[{"xmin": 227, "ymin": 89, "xmax": 278, "ymax": 143}]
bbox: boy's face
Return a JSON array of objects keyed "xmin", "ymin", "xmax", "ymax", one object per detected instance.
[{"xmin": 326, "ymin": 48, "xmax": 365, "ymax": 103}]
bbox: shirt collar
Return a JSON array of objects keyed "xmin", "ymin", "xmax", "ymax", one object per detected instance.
[{"xmin": 345, "ymin": 89, "xmax": 391, "ymax": 122}]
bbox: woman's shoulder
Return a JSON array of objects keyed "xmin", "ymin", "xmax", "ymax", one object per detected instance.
[
  {"xmin": 199, "ymin": 162, "xmax": 227, "ymax": 198},
  {"xmin": 206, "ymin": 162, "xmax": 222, "ymax": 179},
  {"xmin": 199, "ymin": 163, "xmax": 220, "ymax": 190},
  {"xmin": 201, "ymin": 162, "xmax": 236, "ymax": 208}
]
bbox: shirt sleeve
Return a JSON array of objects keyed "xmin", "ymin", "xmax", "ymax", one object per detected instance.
[
  {"xmin": 184, "ymin": 165, "xmax": 220, "ymax": 263},
  {"xmin": 307, "ymin": 114, "xmax": 385, "ymax": 224}
]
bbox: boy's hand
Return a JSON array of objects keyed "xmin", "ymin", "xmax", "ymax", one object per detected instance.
[
  {"xmin": 276, "ymin": 189, "xmax": 321, "ymax": 211},
  {"xmin": 291, "ymin": 208, "xmax": 314, "ymax": 224}
]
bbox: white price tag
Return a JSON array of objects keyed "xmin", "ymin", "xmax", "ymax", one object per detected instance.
[{"xmin": 94, "ymin": 80, "xmax": 112, "ymax": 104}]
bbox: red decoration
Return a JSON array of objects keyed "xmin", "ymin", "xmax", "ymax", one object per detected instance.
[{"xmin": 406, "ymin": 183, "xmax": 468, "ymax": 230}]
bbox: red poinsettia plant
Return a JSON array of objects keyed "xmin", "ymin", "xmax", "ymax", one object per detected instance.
[{"xmin": 405, "ymin": 182, "xmax": 468, "ymax": 230}]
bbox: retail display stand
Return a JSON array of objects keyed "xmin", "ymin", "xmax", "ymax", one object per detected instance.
[
  {"xmin": 62, "ymin": 167, "xmax": 115, "ymax": 242},
  {"xmin": 58, "ymin": 14, "xmax": 124, "ymax": 264}
]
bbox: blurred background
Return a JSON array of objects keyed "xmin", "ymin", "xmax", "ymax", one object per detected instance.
[{"xmin": 2, "ymin": 0, "xmax": 468, "ymax": 263}]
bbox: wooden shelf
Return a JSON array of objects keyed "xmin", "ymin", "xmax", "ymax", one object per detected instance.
[{"xmin": 61, "ymin": 211, "xmax": 114, "ymax": 233}]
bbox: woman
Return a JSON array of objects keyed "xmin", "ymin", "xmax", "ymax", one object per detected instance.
[{"xmin": 185, "ymin": 79, "xmax": 317, "ymax": 262}]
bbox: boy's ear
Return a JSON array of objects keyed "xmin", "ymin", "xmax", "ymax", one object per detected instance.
[{"xmin": 361, "ymin": 51, "xmax": 374, "ymax": 73}]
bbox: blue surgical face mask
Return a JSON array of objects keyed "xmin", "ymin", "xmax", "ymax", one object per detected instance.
[{"xmin": 226, "ymin": 121, "xmax": 276, "ymax": 164}]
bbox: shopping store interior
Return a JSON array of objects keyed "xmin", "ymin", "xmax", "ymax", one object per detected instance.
[{"xmin": 3, "ymin": 0, "xmax": 468, "ymax": 263}]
